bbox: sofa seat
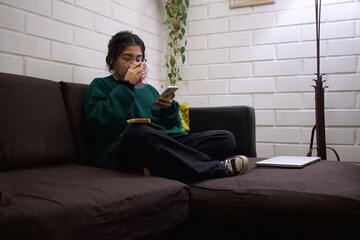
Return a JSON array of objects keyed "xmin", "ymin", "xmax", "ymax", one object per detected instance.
[
  {"xmin": 0, "ymin": 164, "xmax": 189, "ymax": 240},
  {"xmin": 188, "ymin": 158, "xmax": 360, "ymax": 239}
]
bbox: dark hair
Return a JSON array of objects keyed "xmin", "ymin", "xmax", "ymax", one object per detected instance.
[{"xmin": 106, "ymin": 30, "xmax": 146, "ymax": 72}]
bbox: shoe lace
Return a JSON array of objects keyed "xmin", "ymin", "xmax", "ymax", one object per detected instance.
[{"xmin": 223, "ymin": 159, "xmax": 233, "ymax": 174}]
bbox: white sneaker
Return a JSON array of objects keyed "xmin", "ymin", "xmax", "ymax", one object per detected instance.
[{"xmin": 221, "ymin": 155, "xmax": 248, "ymax": 176}]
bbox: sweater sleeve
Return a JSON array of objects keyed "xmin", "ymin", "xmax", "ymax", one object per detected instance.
[
  {"xmin": 84, "ymin": 78, "xmax": 134, "ymax": 138},
  {"xmin": 158, "ymin": 100, "xmax": 182, "ymax": 130}
]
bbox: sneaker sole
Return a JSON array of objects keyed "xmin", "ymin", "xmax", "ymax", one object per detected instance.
[{"xmin": 236, "ymin": 155, "xmax": 248, "ymax": 175}]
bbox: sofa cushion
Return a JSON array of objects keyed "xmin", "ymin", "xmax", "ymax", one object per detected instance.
[
  {"xmin": 0, "ymin": 73, "xmax": 77, "ymax": 171},
  {"xmin": 188, "ymin": 158, "xmax": 360, "ymax": 239},
  {"xmin": 0, "ymin": 164, "xmax": 189, "ymax": 239},
  {"xmin": 59, "ymin": 81, "xmax": 96, "ymax": 166}
]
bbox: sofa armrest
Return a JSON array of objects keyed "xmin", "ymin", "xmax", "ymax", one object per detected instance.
[{"xmin": 189, "ymin": 106, "xmax": 256, "ymax": 157}]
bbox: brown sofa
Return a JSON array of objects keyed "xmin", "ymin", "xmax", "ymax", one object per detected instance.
[{"xmin": 1, "ymin": 72, "xmax": 359, "ymax": 240}]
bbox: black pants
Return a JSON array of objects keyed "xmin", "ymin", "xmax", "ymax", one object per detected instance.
[{"xmin": 116, "ymin": 123, "xmax": 236, "ymax": 182}]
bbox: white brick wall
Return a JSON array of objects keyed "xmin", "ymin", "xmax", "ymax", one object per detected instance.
[
  {"xmin": 0, "ymin": 29, "xmax": 51, "ymax": 58},
  {"xmin": 184, "ymin": 0, "xmax": 360, "ymax": 163},
  {"xmin": 0, "ymin": 0, "xmax": 167, "ymax": 84},
  {"xmin": 0, "ymin": 0, "xmax": 359, "ymax": 163}
]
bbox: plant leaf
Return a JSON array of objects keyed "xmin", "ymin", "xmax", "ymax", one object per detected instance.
[
  {"xmin": 180, "ymin": 46, "xmax": 185, "ymax": 54},
  {"xmin": 170, "ymin": 58, "xmax": 176, "ymax": 67},
  {"xmin": 181, "ymin": 28, "xmax": 185, "ymax": 35}
]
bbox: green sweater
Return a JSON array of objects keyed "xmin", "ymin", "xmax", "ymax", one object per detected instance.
[{"xmin": 84, "ymin": 75, "xmax": 186, "ymax": 170}]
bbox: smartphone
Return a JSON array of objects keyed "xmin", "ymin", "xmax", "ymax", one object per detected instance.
[{"xmin": 160, "ymin": 86, "xmax": 178, "ymax": 99}]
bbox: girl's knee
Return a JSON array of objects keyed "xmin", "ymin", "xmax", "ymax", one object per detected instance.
[{"xmin": 123, "ymin": 123, "xmax": 165, "ymax": 138}]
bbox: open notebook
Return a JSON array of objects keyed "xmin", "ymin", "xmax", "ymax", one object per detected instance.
[{"xmin": 255, "ymin": 156, "xmax": 321, "ymax": 168}]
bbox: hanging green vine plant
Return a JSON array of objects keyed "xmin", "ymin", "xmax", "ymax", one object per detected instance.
[{"xmin": 164, "ymin": 0, "xmax": 189, "ymax": 86}]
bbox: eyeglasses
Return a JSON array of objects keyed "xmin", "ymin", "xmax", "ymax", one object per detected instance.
[{"xmin": 120, "ymin": 55, "xmax": 147, "ymax": 63}]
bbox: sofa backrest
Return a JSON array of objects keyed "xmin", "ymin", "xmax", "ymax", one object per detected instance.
[
  {"xmin": 59, "ymin": 81, "xmax": 96, "ymax": 166},
  {"xmin": 189, "ymin": 106, "xmax": 257, "ymax": 157},
  {"xmin": 0, "ymin": 73, "xmax": 77, "ymax": 171}
]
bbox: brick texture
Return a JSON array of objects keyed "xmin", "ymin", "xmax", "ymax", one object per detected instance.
[{"xmin": 184, "ymin": 0, "xmax": 360, "ymax": 163}]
